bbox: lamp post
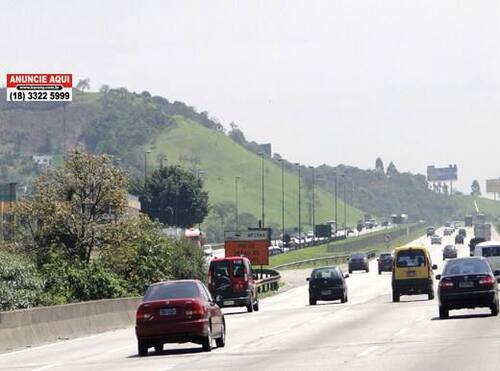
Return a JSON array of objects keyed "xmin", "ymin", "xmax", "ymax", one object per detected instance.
[
  {"xmin": 342, "ymin": 174, "xmax": 347, "ymax": 237},
  {"xmin": 235, "ymin": 176, "xmax": 240, "ymax": 231},
  {"xmin": 309, "ymin": 166, "xmax": 316, "ymax": 237},
  {"xmin": 295, "ymin": 163, "xmax": 302, "ymax": 246},
  {"xmin": 144, "ymin": 150, "xmax": 151, "ymax": 185},
  {"xmin": 259, "ymin": 152, "xmax": 265, "ymax": 228},
  {"xmin": 334, "ymin": 172, "xmax": 338, "ymax": 234},
  {"xmin": 280, "ymin": 159, "xmax": 285, "ymax": 238}
]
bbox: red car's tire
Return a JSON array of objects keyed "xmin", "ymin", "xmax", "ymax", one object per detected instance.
[
  {"xmin": 202, "ymin": 326, "xmax": 212, "ymax": 352},
  {"xmin": 138, "ymin": 341, "xmax": 149, "ymax": 357},
  {"xmin": 215, "ymin": 322, "xmax": 226, "ymax": 348}
]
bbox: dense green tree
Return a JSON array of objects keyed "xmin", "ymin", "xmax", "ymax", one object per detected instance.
[
  {"xmin": 16, "ymin": 150, "xmax": 129, "ymax": 264},
  {"xmin": 386, "ymin": 161, "xmax": 399, "ymax": 177},
  {"xmin": 139, "ymin": 165, "xmax": 209, "ymax": 228}
]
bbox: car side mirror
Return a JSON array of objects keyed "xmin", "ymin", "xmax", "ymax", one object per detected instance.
[
  {"xmin": 344, "ymin": 273, "xmax": 349, "ymax": 279},
  {"xmin": 306, "ymin": 277, "xmax": 310, "ymax": 281},
  {"xmin": 494, "ymin": 270, "xmax": 500, "ymax": 276},
  {"xmin": 435, "ymin": 274, "xmax": 441, "ymax": 280},
  {"xmin": 376, "ymin": 259, "xmax": 379, "ymax": 261},
  {"xmin": 432, "ymin": 264, "xmax": 438, "ymax": 270}
]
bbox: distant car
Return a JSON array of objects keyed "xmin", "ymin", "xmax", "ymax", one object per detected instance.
[
  {"xmin": 426, "ymin": 227, "xmax": 436, "ymax": 237},
  {"xmin": 202, "ymin": 244, "xmax": 213, "ymax": 259},
  {"xmin": 455, "ymin": 234, "xmax": 464, "ymax": 244},
  {"xmin": 307, "ymin": 266, "xmax": 349, "ymax": 305},
  {"xmin": 135, "ymin": 279, "xmax": 225, "ymax": 356},
  {"xmin": 458, "ymin": 228, "xmax": 466, "ymax": 237},
  {"xmin": 442, "ymin": 245, "xmax": 457, "ymax": 260},
  {"xmin": 377, "ymin": 253, "xmax": 393, "ymax": 274},
  {"xmin": 437, "ymin": 257, "xmax": 500, "ymax": 319},
  {"xmin": 431, "ymin": 235, "xmax": 442, "ymax": 245},
  {"xmin": 208, "ymin": 257, "xmax": 259, "ymax": 312},
  {"xmin": 443, "ymin": 228, "xmax": 453, "ymax": 236},
  {"xmin": 268, "ymin": 245, "xmax": 282, "ymax": 256},
  {"xmin": 348, "ymin": 252, "xmax": 369, "ymax": 273}
]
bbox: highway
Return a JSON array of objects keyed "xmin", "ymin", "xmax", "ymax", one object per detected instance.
[{"xmin": 1, "ymin": 227, "xmax": 499, "ymax": 370}]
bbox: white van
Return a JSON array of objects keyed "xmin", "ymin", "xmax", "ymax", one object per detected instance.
[{"xmin": 475, "ymin": 241, "xmax": 500, "ymax": 275}]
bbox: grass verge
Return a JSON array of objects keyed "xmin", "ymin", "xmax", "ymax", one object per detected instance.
[{"xmin": 272, "ymin": 226, "xmax": 427, "ymax": 270}]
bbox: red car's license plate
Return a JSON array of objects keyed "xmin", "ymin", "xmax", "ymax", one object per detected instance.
[{"xmin": 160, "ymin": 308, "xmax": 176, "ymax": 316}]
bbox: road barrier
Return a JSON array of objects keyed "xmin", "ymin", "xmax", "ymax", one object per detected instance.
[
  {"xmin": 255, "ymin": 268, "xmax": 281, "ymax": 293},
  {"xmin": 0, "ymin": 297, "xmax": 141, "ymax": 353},
  {"xmin": 273, "ymin": 250, "xmax": 377, "ymax": 270}
]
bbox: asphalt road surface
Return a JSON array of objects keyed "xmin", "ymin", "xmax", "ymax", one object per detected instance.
[{"xmin": 2, "ymin": 227, "xmax": 499, "ymax": 371}]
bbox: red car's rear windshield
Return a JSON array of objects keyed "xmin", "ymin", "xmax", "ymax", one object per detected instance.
[
  {"xmin": 210, "ymin": 259, "xmax": 246, "ymax": 278},
  {"xmin": 144, "ymin": 282, "xmax": 200, "ymax": 301}
]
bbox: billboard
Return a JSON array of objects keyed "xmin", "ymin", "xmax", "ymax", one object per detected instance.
[
  {"xmin": 486, "ymin": 179, "xmax": 500, "ymax": 194},
  {"xmin": 224, "ymin": 229, "xmax": 270, "ymax": 265},
  {"xmin": 427, "ymin": 165, "xmax": 458, "ymax": 182}
]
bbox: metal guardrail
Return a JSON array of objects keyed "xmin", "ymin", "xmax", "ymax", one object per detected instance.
[
  {"xmin": 255, "ymin": 268, "xmax": 281, "ymax": 293},
  {"xmin": 273, "ymin": 249, "xmax": 378, "ymax": 270}
]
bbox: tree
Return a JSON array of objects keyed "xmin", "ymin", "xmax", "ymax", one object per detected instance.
[
  {"xmin": 212, "ymin": 201, "xmax": 235, "ymax": 230},
  {"xmin": 139, "ymin": 165, "xmax": 209, "ymax": 227},
  {"xmin": 386, "ymin": 162, "xmax": 399, "ymax": 177},
  {"xmin": 471, "ymin": 180, "xmax": 481, "ymax": 196},
  {"xmin": 375, "ymin": 157, "xmax": 385, "ymax": 173},
  {"xmin": 76, "ymin": 78, "xmax": 91, "ymax": 92},
  {"xmin": 16, "ymin": 150, "xmax": 129, "ymax": 264}
]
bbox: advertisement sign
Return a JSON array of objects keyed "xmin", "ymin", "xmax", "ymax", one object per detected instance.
[
  {"xmin": 427, "ymin": 165, "xmax": 458, "ymax": 182},
  {"xmin": 224, "ymin": 229, "xmax": 270, "ymax": 265},
  {"xmin": 6, "ymin": 74, "xmax": 72, "ymax": 102},
  {"xmin": 486, "ymin": 179, "xmax": 500, "ymax": 194}
]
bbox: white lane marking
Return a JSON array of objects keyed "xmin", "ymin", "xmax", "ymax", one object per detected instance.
[
  {"xmin": 356, "ymin": 345, "xmax": 379, "ymax": 358},
  {"xmin": 394, "ymin": 327, "xmax": 408, "ymax": 337},
  {"xmin": 31, "ymin": 363, "xmax": 60, "ymax": 371},
  {"xmin": 415, "ymin": 315, "xmax": 426, "ymax": 322},
  {"xmin": 158, "ymin": 366, "xmax": 174, "ymax": 371}
]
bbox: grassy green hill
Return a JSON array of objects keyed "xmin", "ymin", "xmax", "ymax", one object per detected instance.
[
  {"xmin": 456, "ymin": 195, "xmax": 500, "ymax": 221},
  {"xmin": 149, "ymin": 117, "xmax": 364, "ymax": 238}
]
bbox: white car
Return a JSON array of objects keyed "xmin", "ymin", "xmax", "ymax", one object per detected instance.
[{"xmin": 475, "ymin": 241, "xmax": 500, "ymax": 276}]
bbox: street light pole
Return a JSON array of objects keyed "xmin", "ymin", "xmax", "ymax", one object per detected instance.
[
  {"xmin": 280, "ymin": 159, "xmax": 285, "ymax": 237},
  {"xmin": 342, "ymin": 174, "xmax": 347, "ymax": 237},
  {"xmin": 144, "ymin": 150, "xmax": 151, "ymax": 185},
  {"xmin": 295, "ymin": 163, "xmax": 302, "ymax": 246},
  {"xmin": 309, "ymin": 166, "xmax": 315, "ymax": 237},
  {"xmin": 259, "ymin": 152, "xmax": 265, "ymax": 228},
  {"xmin": 334, "ymin": 172, "xmax": 338, "ymax": 233},
  {"xmin": 235, "ymin": 176, "xmax": 240, "ymax": 231}
]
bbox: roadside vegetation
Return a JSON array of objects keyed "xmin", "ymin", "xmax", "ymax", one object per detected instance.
[{"xmin": 0, "ymin": 151, "xmax": 206, "ymax": 311}]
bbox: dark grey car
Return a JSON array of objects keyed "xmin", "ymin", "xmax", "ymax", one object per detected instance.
[{"xmin": 307, "ymin": 266, "xmax": 349, "ymax": 305}]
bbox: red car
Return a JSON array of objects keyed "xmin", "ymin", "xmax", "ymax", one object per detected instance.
[
  {"xmin": 135, "ymin": 280, "xmax": 225, "ymax": 356},
  {"xmin": 208, "ymin": 256, "xmax": 259, "ymax": 312}
]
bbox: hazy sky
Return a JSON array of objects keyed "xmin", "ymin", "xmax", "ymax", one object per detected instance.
[{"xmin": 2, "ymin": 0, "xmax": 500, "ymax": 193}]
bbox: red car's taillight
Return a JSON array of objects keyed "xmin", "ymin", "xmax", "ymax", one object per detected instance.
[
  {"xmin": 479, "ymin": 275, "xmax": 495, "ymax": 287},
  {"xmin": 136, "ymin": 305, "xmax": 152, "ymax": 322},
  {"xmin": 439, "ymin": 279, "xmax": 454, "ymax": 289},
  {"xmin": 185, "ymin": 301, "xmax": 205, "ymax": 319}
]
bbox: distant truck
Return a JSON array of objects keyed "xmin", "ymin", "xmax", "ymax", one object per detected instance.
[
  {"xmin": 474, "ymin": 223, "xmax": 491, "ymax": 241},
  {"xmin": 464, "ymin": 215, "xmax": 473, "ymax": 227}
]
